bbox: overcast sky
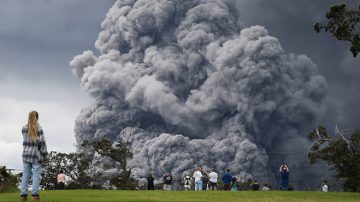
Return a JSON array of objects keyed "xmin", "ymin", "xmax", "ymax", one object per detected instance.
[
  {"xmin": 1, "ymin": 0, "xmax": 359, "ymax": 170},
  {"xmin": 0, "ymin": 0, "xmax": 115, "ymax": 170}
]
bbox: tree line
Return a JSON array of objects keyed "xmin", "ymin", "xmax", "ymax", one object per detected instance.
[{"xmin": 34, "ymin": 124, "xmax": 360, "ymax": 192}]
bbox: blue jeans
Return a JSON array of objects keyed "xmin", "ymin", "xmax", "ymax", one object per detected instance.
[
  {"xmin": 20, "ymin": 161, "xmax": 42, "ymax": 196},
  {"xmin": 195, "ymin": 180, "xmax": 203, "ymax": 191}
]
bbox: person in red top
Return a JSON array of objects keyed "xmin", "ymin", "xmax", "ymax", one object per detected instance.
[{"xmin": 56, "ymin": 170, "xmax": 66, "ymax": 190}]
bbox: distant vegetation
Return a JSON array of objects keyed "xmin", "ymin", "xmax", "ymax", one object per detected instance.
[{"xmin": 41, "ymin": 151, "xmax": 95, "ymax": 189}]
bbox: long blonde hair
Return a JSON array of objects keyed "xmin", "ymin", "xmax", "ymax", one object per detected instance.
[{"xmin": 28, "ymin": 111, "xmax": 39, "ymax": 143}]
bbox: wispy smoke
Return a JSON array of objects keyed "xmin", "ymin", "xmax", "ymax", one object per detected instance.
[{"xmin": 70, "ymin": 0, "xmax": 327, "ymax": 188}]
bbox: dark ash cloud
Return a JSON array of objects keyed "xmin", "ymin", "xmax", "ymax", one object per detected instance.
[{"xmin": 71, "ymin": 0, "xmax": 328, "ymax": 188}]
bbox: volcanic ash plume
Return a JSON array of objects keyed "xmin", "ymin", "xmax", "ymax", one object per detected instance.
[{"xmin": 70, "ymin": 0, "xmax": 327, "ymax": 187}]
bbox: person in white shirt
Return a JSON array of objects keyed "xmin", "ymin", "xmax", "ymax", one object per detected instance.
[
  {"xmin": 193, "ymin": 167, "xmax": 203, "ymax": 191},
  {"xmin": 322, "ymin": 180, "xmax": 329, "ymax": 192},
  {"xmin": 208, "ymin": 169, "xmax": 218, "ymax": 190}
]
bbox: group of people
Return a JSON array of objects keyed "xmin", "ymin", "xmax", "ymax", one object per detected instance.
[
  {"xmin": 191, "ymin": 167, "xmax": 219, "ymax": 191},
  {"xmin": 152, "ymin": 167, "xmax": 278, "ymax": 191},
  {"xmin": 153, "ymin": 164, "xmax": 330, "ymax": 192}
]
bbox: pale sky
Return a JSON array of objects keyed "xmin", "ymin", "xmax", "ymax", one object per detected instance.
[
  {"xmin": 1, "ymin": 0, "xmax": 359, "ymax": 171},
  {"xmin": 0, "ymin": 0, "xmax": 115, "ymax": 170}
]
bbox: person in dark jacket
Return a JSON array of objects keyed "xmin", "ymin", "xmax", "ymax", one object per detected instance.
[
  {"xmin": 279, "ymin": 165, "xmax": 290, "ymax": 190},
  {"xmin": 202, "ymin": 171, "xmax": 209, "ymax": 190},
  {"xmin": 222, "ymin": 169, "xmax": 232, "ymax": 190},
  {"xmin": 163, "ymin": 172, "xmax": 173, "ymax": 191},
  {"xmin": 147, "ymin": 173, "xmax": 155, "ymax": 190}
]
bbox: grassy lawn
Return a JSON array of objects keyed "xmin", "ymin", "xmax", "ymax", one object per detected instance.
[{"xmin": 0, "ymin": 190, "xmax": 359, "ymax": 202}]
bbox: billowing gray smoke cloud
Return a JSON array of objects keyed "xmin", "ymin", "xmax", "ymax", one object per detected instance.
[{"xmin": 70, "ymin": 0, "xmax": 327, "ymax": 188}]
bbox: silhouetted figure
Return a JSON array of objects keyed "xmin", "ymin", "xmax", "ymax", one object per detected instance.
[{"xmin": 147, "ymin": 174, "xmax": 155, "ymax": 190}]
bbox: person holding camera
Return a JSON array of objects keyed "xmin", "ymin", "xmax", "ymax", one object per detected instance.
[{"xmin": 279, "ymin": 164, "xmax": 290, "ymax": 190}]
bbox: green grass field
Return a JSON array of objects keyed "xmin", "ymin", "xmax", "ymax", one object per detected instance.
[{"xmin": 0, "ymin": 190, "xmax": 359, "ymax": 202}]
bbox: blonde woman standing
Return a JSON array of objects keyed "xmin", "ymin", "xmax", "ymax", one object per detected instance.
[{"xmin": 20, "ymin": 111, "xmax": 48, "ymax": 202}]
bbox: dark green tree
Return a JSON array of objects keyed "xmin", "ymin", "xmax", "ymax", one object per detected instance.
[
  {"xmin": 41, "ymin": 151, "xmax": 64, "ymax": 188},
  {"xmin": 64, "ymin": 152, "xmax": 100, "ymax": 189},
  {"xmin": 83, "ymin": 124, "xmax": 140, "ymax": 190},
  {"xmin": 308, "ymin": 126, "xmax": 360, "ymax": 192},
  {"xmin": 83, "ymin": 139, "xmax": 137, "ymax": 189},
  {"xmin": 42, "ymin": 151, "xmax": 95, "ymax": 189},
  {"xmin": 314, "ymin": 4, "xmax": 360, "ymax": 57}
]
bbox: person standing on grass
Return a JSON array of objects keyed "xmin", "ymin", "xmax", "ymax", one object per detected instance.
[
  {"xmin": 147, "ymin": 173, "xmax": 155, "ymax": 190},
  {"xmin": 208, "ymin": 169, "xmax": 218, "ymax": 190},
  {"xmin": 230, "ymin": 177, "xmax": 239, "ymax": 191},
  {"xmin": 56, "ymin": 170, "xmax": 66, "ymax": 190},
  {"xmin": 202, "ymin": 171, "xmax": 209, "ymax": 190},
  {"xmin": 321, "ymin": 180, "xmax": 329, "ymax": 192},
  {"xmin": 279, "ymin": 164, "xmax": 290, "ymax": 190},
  {"xmin": 183, "ymin": 172, "xmax": 192, "ymax": 191},
  {"xmin": 222, "ymin": 169, "xmax": 232, "ymax": 190},
  {"xmin": 193, "ymin": 167, "xmax": 203, "ymax": 191},
  {"xmin": 20, "ymin": 111, "xmax": 48, "ymax": 202},
  {"xmin": 163, "ymin": 172, "xmax": 172, "ymax": 191}
]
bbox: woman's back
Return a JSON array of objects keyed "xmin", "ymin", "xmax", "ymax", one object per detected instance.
[{"xmin": 22, "ymin": 124, "xmax": 47, "ymax": 163}]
